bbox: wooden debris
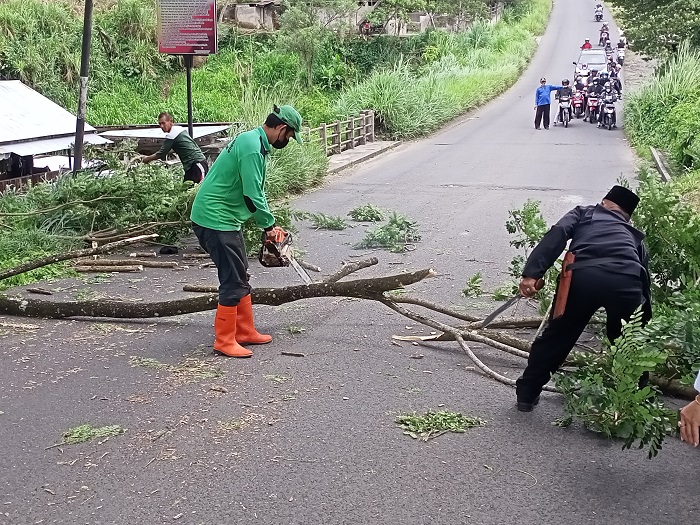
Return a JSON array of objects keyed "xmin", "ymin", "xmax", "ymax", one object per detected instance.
[
  {"xmin": 74, "ymin": 265, "xmax": 144, "ymax": 273},
  {"xmin": 27, "ymin": 287, "xmax": 53, "ymax": 296},
  {"xmin": 129, "ymin": 252, "xmax": 157, "ymax": 258},
  {"xmin": 281, "ymin": 351, "xmax": 306, "ymax": 357}
]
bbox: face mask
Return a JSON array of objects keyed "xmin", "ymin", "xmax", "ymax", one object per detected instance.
[{"xmin": 271, "ymin": 127, "xmax": 291, "ymax": 149}]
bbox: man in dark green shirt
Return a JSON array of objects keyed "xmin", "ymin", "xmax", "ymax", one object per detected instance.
[
  {"xmin": 191, "ymin": 105, "xmax": 303, "ymax": 358},
  {"xmin": 142, "ymin": 112, "xmax": 208, "ymax": 183}
]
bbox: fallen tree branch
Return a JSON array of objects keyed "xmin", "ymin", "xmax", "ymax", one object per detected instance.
[
  {"xmin": 0, "ymin": 267, "xmax": 437, "ymax": 319},
  {"xmin": 0, "ymin": 234, "xmax": 158, "ymax": 282},
  {"xmin": 75, "ymin": 259, "xmax": 178, "ymax": 268}
]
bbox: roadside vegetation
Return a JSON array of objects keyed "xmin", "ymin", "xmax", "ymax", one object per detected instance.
[
  {"xmin": 0, "ymin": 0, "xmax": 550, "ymax": 134},
  {"xmin": 0, "ymin": 0, "xmax": 550, "ymax": 285}
]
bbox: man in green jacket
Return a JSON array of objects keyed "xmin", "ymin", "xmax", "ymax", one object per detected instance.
[
  {"xmin": 142, "ymin": 112, "xmax": 208, "ymax": 183},
  {"xmin": 190, "ymin": 105, "xmax": 303, "ymax": 357}
]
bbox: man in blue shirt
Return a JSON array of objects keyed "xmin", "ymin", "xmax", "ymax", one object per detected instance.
[{"xmin": 534, "ymin": 78, "xmax": 563, "ymax": 130}]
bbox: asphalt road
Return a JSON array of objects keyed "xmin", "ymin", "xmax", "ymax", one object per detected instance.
[{"xmin": 1, "ymin": 0, "xmax": 698, "ymax": 524}]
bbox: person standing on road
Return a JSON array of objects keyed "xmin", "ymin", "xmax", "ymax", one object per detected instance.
[
  {"xmin": 141, "ymin": 112, "xmax": 208, "ymax": 183},
  {"xmin": 514, "ymin": 186, "xmax": 652, "ymax": 412},
  {"xmin": 534, "ymin": 78, "xmax": 563, "ymax": 130},
  {"xmin": 679, "ymin": 370, "xmax": 700, "ymax": 447},
  {"xmin": 190, "ymin": 105, "xmax": 303, "ymax": 358}
]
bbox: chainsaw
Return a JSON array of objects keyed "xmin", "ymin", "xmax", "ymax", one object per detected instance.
[{"xmin": 258, "ymin": 228, "xmax": 313, "ymax": 285}]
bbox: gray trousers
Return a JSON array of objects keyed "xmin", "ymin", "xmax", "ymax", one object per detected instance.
[{"xmin": 193, "ymin": 224, "xmax": 250, "ymax": 306}]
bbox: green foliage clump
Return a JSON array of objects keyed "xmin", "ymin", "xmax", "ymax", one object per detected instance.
[
  {"xmin": 555, "ymin": 311, "xmax": 676, "ymax": 459},
  {"xmin": 356, "ymin": 212, "xmax": 421, "ymax": 253},
  {"xmin": 61, "ymin": 424, "xmax": 126, "ymax": 445},
  {"xmin": 497, "ymin": 200, "xmax": 557, "ymax": 311},
  {"xmin": 462, "ymin": 272, "xmax": 483, "ymax": 298},
  {"xmin": 633, "ymin": 169, "xmax": 700, "ymax": 300},
  {"xmin": 298, "ymin": 212, "xmax": 348, "ymax": 230},
  {"xmin": 348, "ymin": 204, "xmax": 384, "ymax": 222},
  {"xmin": 396, "ymin": 410, "xmax": 486, "ymax": 441}
]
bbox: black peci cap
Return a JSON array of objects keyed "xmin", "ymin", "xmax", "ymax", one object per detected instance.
[{"xmin": 604, "ymin": 185, "xmax": 640, "ymax": 215}]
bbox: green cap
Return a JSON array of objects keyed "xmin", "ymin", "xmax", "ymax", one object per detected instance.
[{"xmin": 274, "ymin": 104, "xmax": 303, "ymax": 144}]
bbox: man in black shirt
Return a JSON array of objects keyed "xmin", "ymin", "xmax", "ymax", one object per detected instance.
[{"xmin": 515, "ymin": 186, "xmax": 652, "ymax": 412}]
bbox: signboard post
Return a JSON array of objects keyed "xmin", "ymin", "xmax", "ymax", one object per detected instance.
[{"xmin": 157, "ymin": 0, "xmax": 217, "ymax": 138}]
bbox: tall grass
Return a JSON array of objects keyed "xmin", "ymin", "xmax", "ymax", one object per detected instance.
[
  {"xmin": 625, "ymin": 42, "xmax": 700, "ymax": 169},
  {"xmin": 333, "ymin": 0, "xmax": 551, "ymax": 139}
]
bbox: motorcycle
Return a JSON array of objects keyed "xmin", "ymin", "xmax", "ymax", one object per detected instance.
[
  {"xmin": 584, "ymin": 93, "xmax": 600, "ymax": 124},
  {"xmin": 617, "ymin": 48, "xmax": 625, "ymax": 66},
  {"xmin": 572, "ymin": 91, "xmax": 585, "ymax": 119},
  {"xmin": 595, "ymin": 9, "xmax": 603, "ymax": 21},
  {"xmin": 600, "ymin": 94, "xmax": 617, "ymax": 130},
  {"xmin": 599, "ymin": 31, "xmax": 609, "ymax": 46},
  {"xmin": 555, "ymin": 95, "xmax": 572, "ymax": 128}
]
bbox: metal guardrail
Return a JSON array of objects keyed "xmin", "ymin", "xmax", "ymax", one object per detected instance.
[{"xmin": 304, "ymin": 110, "xmax": 376, "ymax": 157}]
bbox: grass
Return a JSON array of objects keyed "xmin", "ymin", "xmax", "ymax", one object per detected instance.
[
  {"xmin": 356, "ymin": 212, "xmax": 421, "ymax": 253},
  {"xmin": 396, "ymin": 410, "xmax": 486, "ymax": 441},
  {"xmin": 60, "ymin": 424, "xmax": 125, "ymax": 445}
]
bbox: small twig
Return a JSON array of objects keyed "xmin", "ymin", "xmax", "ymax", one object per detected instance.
[
  {"xmin": 298, "ymin": 260, "xmax": 321, "ymax": 273},
  {"xmin": 511, "ymin": 468, "xmax": 538, "ymax": 488},
  {"xmin": 80, "ymin": 494, "xmax": 96, "ymax": 505},
  {"xmin": 74, "ymin": 265, "xmax": 143, "ymax": 273}
]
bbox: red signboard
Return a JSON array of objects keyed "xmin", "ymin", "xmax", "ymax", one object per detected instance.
[{"xmin": 158, "ymin": 0, "xmax": 217, "ymax": 55}]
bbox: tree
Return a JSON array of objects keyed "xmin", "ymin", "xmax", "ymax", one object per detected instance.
[
  {"xmin": 606, "ymin": 0, "xmax": 700, "ymax": 55},
  {"xmin": 368, "ymin": 0, "xmax": 426, "ymax": 35},
  {"xmin": 277, "ymin": 0, "xmax": 357, "ymax": 88},
  {"xmin": 426, "ymin": 0, "xmax": 490, "ymax": 30}
]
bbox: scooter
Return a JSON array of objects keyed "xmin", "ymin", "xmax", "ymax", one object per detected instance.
[
  {"xmin": 572, "ymin": 91, "xmax": 585, "ymax": 118},
  {"xmin": 554, "ymin": 95, "xmax": 572, "ymax": 128},
  {"xmin": 599, "ymin": 31, "xmax": 609, "ymax": 46},
  {"xmin": 617, "ymin": 48, "xmax": 625, "ymax": 66},
  {"xmin": 595, "ymin": 9, "xmax": 603, "ymax": 22},
  {"xmin": 600, "ymin": 95, "xmax": 617, "ymax": 130},
  {"xmin": 584, "ymin": 93, "xmax": 600, "ymax": 124}
]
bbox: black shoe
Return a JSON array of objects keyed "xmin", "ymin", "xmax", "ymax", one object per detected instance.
[
  {"xmin": 535, "ymin": 126, "xmax": 541, "ymax": 130},
  {"xmin": 544, "ymin": 127, "xmax": 549, "ymax": 130},
  {"xmin": 516, "ymin": 395, "xmax": 540, "ymax": 412}
]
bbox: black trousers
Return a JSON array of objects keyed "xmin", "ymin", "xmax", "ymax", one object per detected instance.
[
  {"xmin": 516, "ymin": 268, "xmax": 644, "ymax": 402},
  {"xmin": 193, "ymin": 224, "xmax": 250, "ymax": 306},
  {"xmin": 534, "ymin": 104, "xmax": 551, "ymax": 129},
  {"xmin": 184, "ymin": 160, "xmax": 209, "ymax": 184}
]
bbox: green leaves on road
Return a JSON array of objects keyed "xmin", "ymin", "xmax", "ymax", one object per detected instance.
[
  {"xmin": 396, "ymin": 410, "xmax": 486, "ymax": 441},
  {"xmin": 59, "ymin": 424, "xmax": 126, "ymax": 446}
]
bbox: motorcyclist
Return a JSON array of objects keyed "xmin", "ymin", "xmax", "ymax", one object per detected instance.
[
  {"xmin": 604, "ymin": 40, "xmax": 613, "ymax": 53},
  {"xmin": 581, "ymin": 38, "xmax": 593, "ymax": 50},
  {"xmin": 595, "ymin": 4, "xmax": 603, "ymax": 17},
  {"xmin": 598, "ymin": 82, "xmax": 618, "ymax": 128},
  {"xmin": 599, "ymin": 23, "xmax": 609, "ymax": 45},
  {"xmin": 574, "ymin": 75, "xmax": 586, "ymax": 91},
  {"xmin": 584, "ymin": 79, "xmax": 604, "ymax": 122},
  {"xmin": 588, "ymin": 68, "xmax": 599, "ymax": 86},
  {"xmin": 556, "ymin": 79, "xmax": 574, "ymax": 123},
  {"xmin": 609, "ymin": 67, "xmax": 623, "ymax": 96},
  {"xmin": 617, "ymin": 37, "xmax": 626, "ymax": 49}
]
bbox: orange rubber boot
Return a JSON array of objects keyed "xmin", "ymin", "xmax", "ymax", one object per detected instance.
[
  {"xmin": 213, "ymin": 304, "xmax": 253, "ymax": 358},
  {"xmin": 235, "ymin": 294, "xmax": 273, "ymax": 345}
]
